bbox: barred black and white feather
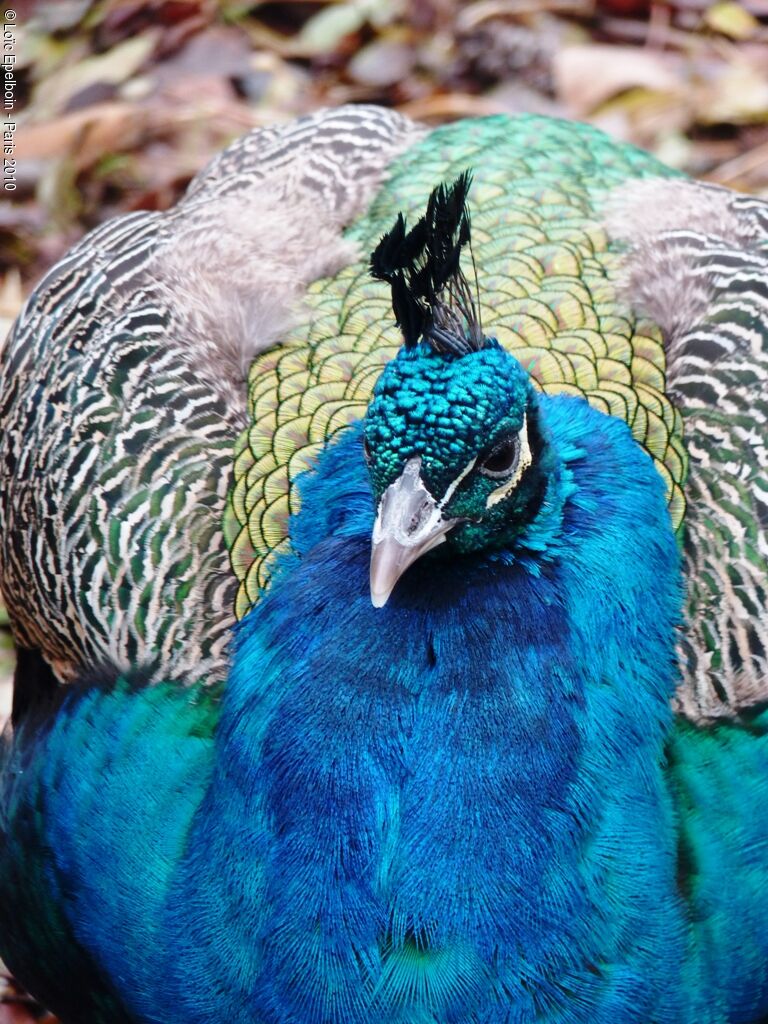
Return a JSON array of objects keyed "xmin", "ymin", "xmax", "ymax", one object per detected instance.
[
  {"xmin": 0, "ymin": 106, "xmax": 422, "ymax": 688},
  {"xmin": 607, "ymin": 180, "xmax": 768, "ymax": 720}
]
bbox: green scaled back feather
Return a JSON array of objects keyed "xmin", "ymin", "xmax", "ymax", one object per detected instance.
[{"xmin": 226, "ymin": 115, "xmax": 687, "ymax": 616}]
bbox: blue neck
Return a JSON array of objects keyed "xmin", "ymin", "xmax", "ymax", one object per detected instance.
[{"xmin": 203, "ymin": 398, "xmax": 683, "ymax": 1023}]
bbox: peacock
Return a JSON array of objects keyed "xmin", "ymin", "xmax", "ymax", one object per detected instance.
[{"xmin": 0, "ymin": 104, "xmax": 767, "ymax": 1024}]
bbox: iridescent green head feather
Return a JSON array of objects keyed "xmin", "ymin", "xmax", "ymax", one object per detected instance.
[{"xmin": 365, "ymin": 343, "xmax": 537, "ymax": 523}]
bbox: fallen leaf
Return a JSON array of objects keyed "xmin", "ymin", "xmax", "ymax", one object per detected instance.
[
  {"xmin": 298, "ymin": 3, "xmax": 369, "ymax": 54},
  {"xmin": 707, "ymin": 137, "xmax": 768, "ymax": 188},
  {"xmin": 240, "ymin": 51, "xmax": 310, "ymax": 109},
  {"xmin": 696, "ymin": 55, "xmax": 768, "ymax": 123},
  {"xmin": 29, "ymin": 32, "xmax": 158, "ymax": 120},
  {"xmin": 348, "ymin": 38, "xmax": 416, "ymax": 87},
  {"xmin": 0, "ymin": 973, "xmax": 57, "ymax": 1024},
  {"xmin": 0, "ymin": 630, "xmax": 14, "ymax": 733},
  {"xmin": 29, "ymin": 0, "xmax": 92, "ymax": 34},
  {"xmin": 150, "ymin": 24, "xmax": 254, "ymax": 83},
  {"xmin": 704, "ymin": 2, "xmax": 759, "ymax": 40},
  {"xmin": 554, "ymin": 44, "xmax": 681, "ymax": 117},
  {"xmin": 15, "ymin": 102, "xmax": 149, "ymax": 165},
  {"xmin": 399, "ymin": 93, "xmax": 508, "ymax": 122},
  {"xmin": 0, "ymin": 1006, "xmax": 34, "ymax": 1024},
  {"xmin": 597, "ymin": 0, "xmax": 650, "ymax": 12},
  {"xmin": 590, "ymin": 87, "xmax": 691, "ymax": 149},
  {"xmin": 0, "ymin": 1010, "xmax": 57, "ymax": 1024},
  {"xmin": 0, "ymin": 270, "xmax": 23, "ymax": 350}
]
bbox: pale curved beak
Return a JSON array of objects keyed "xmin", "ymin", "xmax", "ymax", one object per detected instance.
[{"xmin": 370, "ymin": 457, "xmax": 457, "ymax": 608}]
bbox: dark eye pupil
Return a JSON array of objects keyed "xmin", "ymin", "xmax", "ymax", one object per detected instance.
[
  {"xmin": 363, "ymin": 435, "xmax": 372, "ymax": 462},
  {"xmin": 482, "ymin": 440, "xmax": 517, "ymax": 475}
]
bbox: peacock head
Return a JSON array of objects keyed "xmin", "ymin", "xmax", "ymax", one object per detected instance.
[{"xmin": 365, "ymin": 174, "xmax": 547, "ymax": 608}]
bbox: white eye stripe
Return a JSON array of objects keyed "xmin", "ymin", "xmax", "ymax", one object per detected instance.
[
  {"xmin": 439, "ymin": 456, "xmax": 477, "ymax": 510},
  {"xmin": 485, "ymin": 415, "xmax": 532, "ymax": 508}
]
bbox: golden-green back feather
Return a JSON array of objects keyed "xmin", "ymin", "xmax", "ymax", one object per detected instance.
[{"xmin": 227, "ymin": 115, "xmax": 687, "ymax": 615}]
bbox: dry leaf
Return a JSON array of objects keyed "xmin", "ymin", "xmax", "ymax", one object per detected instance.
[
  {"xmin": 704, "ymin": 2, "xmax": 759, "ymax": 40},
  {"xmin": 0, "ymin": 269, "xmax": 23, "ymax": 336},
  {"xmin": 696, "ymin": 56, "xmax": 768, "ymax": 123},
  {"xmin": 554, "ymin": 44, "xmax": 681, "ymax": 117},
  {"xmin": 15, "ymin": 103, "xmax": 148, "ymax": 166},
  {"xmin": 29, "ymin": 33, "xmax": 158, "ymax": 120},
  {"xmin": 298, "ymin": 3, "xmax": 370, "ymax": 54},
  {"xmin": 0, "ymin": 1009, "xmax": 57, "ymax": 1024},
  {"xmin": 150, "ymin": 24, "xmax": 254, "ymax": 84},
  {"xmin": 348, "ymin": 38, "xmax": 416, "ymax": 87}
]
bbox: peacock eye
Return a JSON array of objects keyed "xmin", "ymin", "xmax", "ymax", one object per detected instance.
[
  {"xmin": 362, "ymin": 435, "xmax": 372, "ymax": 463},
  {"xmin": 479, "ymin": 437, "xmax": 519, "ymax": 479}
]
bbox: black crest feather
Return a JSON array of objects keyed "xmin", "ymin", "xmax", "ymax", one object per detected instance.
[{"xmin": 370, "ymin": 171, "xmax": 486, "ymax": 355}]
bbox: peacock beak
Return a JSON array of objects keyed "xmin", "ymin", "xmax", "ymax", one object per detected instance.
[{"xmin": 370, "ymin": 456, "xmax": 457, "ymax": 608}]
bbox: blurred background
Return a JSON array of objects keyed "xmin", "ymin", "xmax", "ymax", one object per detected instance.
[{"xmin": 1, "ymin": 0, "xmax": 768, "ymax": 1019}]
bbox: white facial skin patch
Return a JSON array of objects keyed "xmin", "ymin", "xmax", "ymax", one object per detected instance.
[
  {"xmin": 485, "ymin": 415, "xmax": 533, "ymax": 509},
  {"xmin": 440, "ymin": 456, "xmax": 477, "ymax": 510}
]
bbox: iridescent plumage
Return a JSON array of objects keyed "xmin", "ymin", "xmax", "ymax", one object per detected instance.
[{"xmin": 1, "ymin": 107, "xmax": 767, "ymax": 1024}]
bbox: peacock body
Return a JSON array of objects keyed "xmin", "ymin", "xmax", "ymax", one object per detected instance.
[{"xmin": 0, "ymin": 107, "xmax": 767, "ymax": 1024}]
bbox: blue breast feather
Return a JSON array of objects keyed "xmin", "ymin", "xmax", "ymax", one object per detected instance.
[{"xmin": 3, "ymin": 392, "xmax": 768, "ymax": 1024}]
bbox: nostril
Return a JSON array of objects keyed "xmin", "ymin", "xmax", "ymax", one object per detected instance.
[{"xmin": 407, "ymin": 498, "xmax": 431, "ymax": 535}]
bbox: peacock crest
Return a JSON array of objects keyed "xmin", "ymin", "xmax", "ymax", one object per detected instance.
[{"xmin": 369, "ymin": 171, "xmax": 486, "ymax": 356}]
